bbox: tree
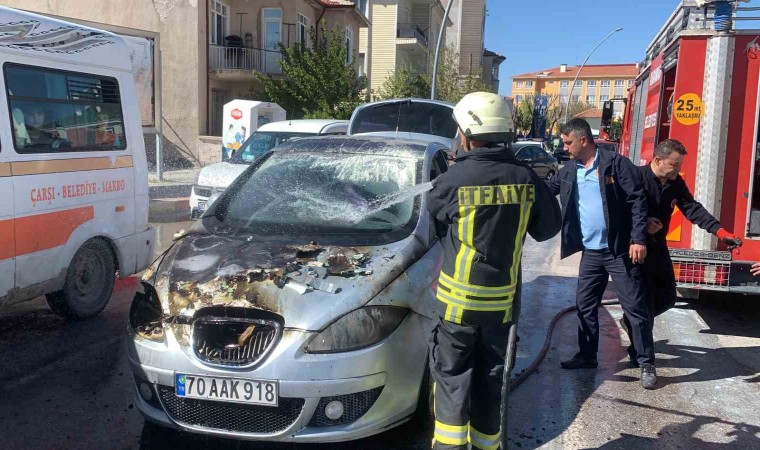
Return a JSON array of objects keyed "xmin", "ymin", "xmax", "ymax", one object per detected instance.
[
  {"xmin": 378, "ymin": 65, "xmax": 430, "ymax": 100},
  {"xmin": 376, "ymin": 45, "xmax": 494, "ymax": 103},
  {"xmin": 255, "ymin": 26, "xmax": 362, "ymax": 120},
  {"xmin": 608, "ymin": 117, "xmax": 623, "ymax": 140}
]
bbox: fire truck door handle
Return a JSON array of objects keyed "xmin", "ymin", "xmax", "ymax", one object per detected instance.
[{"xmin": 743, "ymin": 192, "xmax": 749, "ymax": 198}]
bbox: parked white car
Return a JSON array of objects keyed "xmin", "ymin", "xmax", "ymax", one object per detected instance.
[{"xmin": 190, "ymin": 120, "xmax": 348, "ymax": 218}]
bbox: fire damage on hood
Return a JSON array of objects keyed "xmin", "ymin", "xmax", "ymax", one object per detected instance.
[{"xmin": 132, "ymin": 234, "xmax": 379, "ymax": 342}]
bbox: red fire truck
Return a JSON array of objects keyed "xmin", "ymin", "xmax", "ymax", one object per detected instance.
[{"xmin": 619, "ymin": 0, "xmax": 760, "ymax": 294}]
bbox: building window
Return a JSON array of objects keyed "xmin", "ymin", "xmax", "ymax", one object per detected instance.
[
  {"xmin": 298, "ymin": 14, "xmax": 309, "ymax": 47},
  {"xmin": 210, "ymin": 0, "xmax": 229, "ymax": 45},
  {"xmin": 601, "ymin": 80, "xmax": 610, "ymax": 88},
  {"xmin": 356, "ymin": 0, "xmax": 369, "ymax": 16},
  {"xmin": 5, "ymin": 64, "xmax": 126, "ymax": 153},
  {"xmin": 358, "ymin": 52, "xmax": 366, "ymax": 77},
  {"xmin": 516, "ymin": 81, "xmax": 525, "ymax": 88},
  {"xmin": 614, "ymin": 79, "xmax": 625, "ymax": 88},
  {"xmin": 628, "ymin": 80, "xmax": 635, "ymax": 88},
  {"xmin": 586, "ymin": 95, "xmax": 596, "ymax": 106},
  {"xmin": 560, "ymin": 80, "xmax": 569, "ymax": 88},
  {"xmin": 515, "ymin": 95, "xmax": 523, "ymax": 102},
  {"xmin": 574, "ymin": 80, "xmax": 583, "ymax": 87},
  {"xmin": 345, "ymin": 25, "xmax": 354, "ymax": 64},
  {"xmin": 587, "ymin": 80, "xmax": 597, "ymax": 88},
  {"xmin": 571, "ymin": 95, "xmax": 580, "ymax": 103},
  {"xmin": 560, "ymin": 95, "xmax": 569, "ymax": 105},
  {"xmin": 600, "ymin": 94, "xmax": 610, "ymax": 104},
  {"xmin": 526, "ymin": 80, "xmax": 534, "ymax": 88}
]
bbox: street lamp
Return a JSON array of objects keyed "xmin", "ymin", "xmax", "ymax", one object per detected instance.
[{"xmin": 563, "ymin": 27, "xmax": 624, "ymax": 125}]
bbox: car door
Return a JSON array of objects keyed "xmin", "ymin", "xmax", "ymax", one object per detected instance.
[{"xmin": 0, "ymin": 158, "xmax": 14, "ymax": 306}]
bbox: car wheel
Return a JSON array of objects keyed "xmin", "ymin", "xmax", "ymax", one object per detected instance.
[
  {"xmin": 546, "ymin": 170, "xmax": 556, "ymax": 180},
  {"xmin": 47, "ymin": 238, "xmax": 116, "ymax": 320}
]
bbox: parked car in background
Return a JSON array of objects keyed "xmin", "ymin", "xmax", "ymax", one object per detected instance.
[
  {"xmin": 595, "ymin": 139, "xmax": 619, "ymax": 154},
  {"xmin": 191, "ymin": 120, "xmax": 348, "ymax": 218},
  {"xmin": 513, "ymin": 142, "xmax": 559, "ymax": 179},
  {"xmin": 129, "ymin": 136, "xmax": 452, "ymax": 443}
]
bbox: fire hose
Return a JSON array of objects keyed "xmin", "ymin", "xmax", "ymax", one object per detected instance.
[{"xmin": 498, "ymin": 300, "xmax": 622, "ymax": 449}]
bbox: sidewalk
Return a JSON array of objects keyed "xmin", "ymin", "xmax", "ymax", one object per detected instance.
[{"xmin": 148, "ymin": 168, "xmax": 200, "ymax": 222}]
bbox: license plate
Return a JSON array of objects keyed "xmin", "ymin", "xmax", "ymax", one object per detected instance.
[
  {"xmin": 175, "ymin": 373, "xmax": 278, "ymax": 406},
  {"xmin": 197, "ymin": 201, "xmax": 207, "ymax": 212}
]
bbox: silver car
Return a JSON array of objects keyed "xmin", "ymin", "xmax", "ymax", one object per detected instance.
[{"xmin": 128, "ymin": 136, "xmax": 452, "ymax": 442}]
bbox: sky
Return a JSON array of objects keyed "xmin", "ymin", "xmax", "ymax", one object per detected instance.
[{"xmin": 485, "ymin": 0, "xmax": 683, "ymax": 96}]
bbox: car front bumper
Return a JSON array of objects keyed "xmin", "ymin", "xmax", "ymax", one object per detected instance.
[{"xmin": 127, "ymin": 312, "xmax": 430, "ymax": 442}]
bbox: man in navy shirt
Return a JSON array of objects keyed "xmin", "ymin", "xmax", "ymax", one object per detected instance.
[
  {"xmin": 621, "ymin": 139, "xmax": 742, "ymax": 364},
  {"xmin": 547, "ymin": 119, "xmax": 656, "ymax": 389}
]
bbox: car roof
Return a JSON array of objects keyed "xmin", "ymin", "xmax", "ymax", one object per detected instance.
[
  {"xmin": 271, "ymin": 135, "xmax": 445, "ymax": 160},
  {"xmin": 256, "ymin": 119, "xmax": 349, "ymax": 134}
]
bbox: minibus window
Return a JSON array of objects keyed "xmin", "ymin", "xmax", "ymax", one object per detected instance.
[{"xmin": 5, "ymin": 64, "xmax": 127, "ymax": 154}]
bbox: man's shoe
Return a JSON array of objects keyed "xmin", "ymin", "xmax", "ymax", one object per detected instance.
[
  {"xmin": 640, "ymin": 363, "xmax": 657, "ymax": 390},
  {"xmin": 560, "ymin": 354, "xmax": 598, "ymax": 369}
]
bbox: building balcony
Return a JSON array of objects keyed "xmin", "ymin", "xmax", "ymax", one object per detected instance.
[
  {"xmin": 209, "ymin": 45, "xmax": 284, "ymax": 80},
  {"xmin": 396, "ymin": 23, "xmax": 428, "ymax": 50}
]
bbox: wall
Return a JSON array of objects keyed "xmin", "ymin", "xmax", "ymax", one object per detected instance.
[
  {"xmin": 458, "ymin": 0, "xmax": 484, "ymax": 75},
  {"xmin": 5, "ymin": 0, "xmax": 205, "ymax": 169},
  {"xmin": 368, "ymin": 0, "xmax": 398, "ymax": 94}
]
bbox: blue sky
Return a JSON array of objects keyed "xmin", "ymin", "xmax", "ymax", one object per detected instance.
[{"xmin": 485, "ymin": 0, "xmax": 682, "ymax": 96}]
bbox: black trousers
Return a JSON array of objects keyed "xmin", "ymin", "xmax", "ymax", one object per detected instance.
[
  {"xmin": 575, "ymin": 248, "xmax": 655, "ymax": 365},
  {"xmin": 429, "ymin": 318, "xmax": 511, "ymax": 450}
]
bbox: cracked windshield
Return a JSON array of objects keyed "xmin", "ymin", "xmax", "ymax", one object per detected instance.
[{"xmin": 218, "ymin": 146, "xmax": 421, "ymax": 235}]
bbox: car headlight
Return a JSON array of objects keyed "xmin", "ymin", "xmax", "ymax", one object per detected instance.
[
  {"xmin": 305, "ymin": 306, "xmax": 408, "ymax": 354},
  {"xmin": 129, "ymin": 282, "xmax": 165, "ymax": 342}
]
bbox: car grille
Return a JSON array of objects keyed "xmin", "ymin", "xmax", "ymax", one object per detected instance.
[
  {"xmin": 158, "ymin": 386, "xmax": 304, "ymax": 434},
  {"xmin": 193, "ymin": 316, "xmax": 281, "ymax": 368},
  {"xmin": 307, "ymin": 386, "xmax": 384, "ymax": 427}
]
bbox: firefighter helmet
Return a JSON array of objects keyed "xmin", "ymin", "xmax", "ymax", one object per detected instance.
[{"xmin": 453, "ymin": 92, "xmax": 515, "ymax": 143}]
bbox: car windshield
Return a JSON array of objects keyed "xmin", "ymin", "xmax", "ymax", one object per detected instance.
[
  {"xmin": 230, "ymin": 131, "xmax": 316, "ymax": 164},
  {"xmin": 351, "ymin": 101, "xmax": 457, "ymax": 139},
  {"xmin": 210, "ymin": 142, "xmax": 423, "ymax": 244}
]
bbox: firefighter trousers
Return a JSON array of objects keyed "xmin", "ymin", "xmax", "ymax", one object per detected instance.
[{"xmin": 429, "ymin": 318, "xmax": 514, "ymax": 450}]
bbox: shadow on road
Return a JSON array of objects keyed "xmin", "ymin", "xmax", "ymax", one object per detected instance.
[{"xmin": 583, "ymin": 398, "xmax": 760, "ymax": 449}]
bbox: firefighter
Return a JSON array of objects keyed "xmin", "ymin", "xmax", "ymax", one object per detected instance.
[
  {"xmin": 426, "ymin": 92, "xmax": 561, "ymax": 450},
  {"xmin": 621, "ymin": 139, "xmax": 743, "ymax": 364},
  {"xmin": 546, "ymin": 118, "xmax": 657, "ymax": 390}
]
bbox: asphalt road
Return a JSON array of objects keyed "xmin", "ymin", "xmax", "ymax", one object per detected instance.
[{"xmin": 1, "ymin": 220, "xmax": 759, "ymax": 449}]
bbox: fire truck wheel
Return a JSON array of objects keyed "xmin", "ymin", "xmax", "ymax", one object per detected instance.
[{"xmin": 47, "ymin": 238, "xmax": 116, "ymax": 320}]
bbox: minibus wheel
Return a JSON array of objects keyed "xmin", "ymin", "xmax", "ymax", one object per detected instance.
[{"xmin": 47, "ymin": 238, "xmax": 116, "ymax": 319}]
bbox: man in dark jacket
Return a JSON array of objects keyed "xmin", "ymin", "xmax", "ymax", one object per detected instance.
[
  {"xmin": 427, "ymin": 92, "xmax": 561, "ymax": 449},
  {"xmin": 546, "ymin": 118, "xmax": 657, "ymax": 389},
  {"xmin": 621, "ymin": 139, "xmax": 743, "ymax": 363}
]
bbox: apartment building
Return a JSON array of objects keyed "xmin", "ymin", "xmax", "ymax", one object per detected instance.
[
  {"xmin": 7, "ymin": 0, "xmax": 368, "ymax": 167},
  {"xmin": 365, "ymin": 0, "xmax": 450, "ymax": 94},
  {"xmin": 483, "ymin": 49, "xmax": 506, "ymax": 93},
  {"xmin": 512, "ymin": 63, "xmax": 639, "ymax": 110}
]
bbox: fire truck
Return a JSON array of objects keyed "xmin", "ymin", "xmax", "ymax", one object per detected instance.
[{"xmin": 618, "ymin": 0, "xmax": 760, "ymax": 294}]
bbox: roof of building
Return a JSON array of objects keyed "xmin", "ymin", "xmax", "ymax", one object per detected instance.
[
  {"xmin": 484, "ymin": 49, "xmax": 506, "ymax": 61},
  {"xmin": 318, "ymin": 0, "xmax": 356, "ymax": 6},
  {"xmin": 573, "ymin": 109, "xmax": 603, "ymax": 119},
  {"xmin": 513, "ymin": 64, "xmax": 639, "ymax": 80}
]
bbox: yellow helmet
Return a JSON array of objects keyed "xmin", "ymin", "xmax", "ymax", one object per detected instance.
[{"xmin": 453, "ymin": 92, "xmax": 515, "ymax": 143}]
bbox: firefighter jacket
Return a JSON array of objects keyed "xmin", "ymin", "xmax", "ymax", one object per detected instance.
[{"xmin": 426, "ymin": 145, "xmax": 562, "ymax": 326}]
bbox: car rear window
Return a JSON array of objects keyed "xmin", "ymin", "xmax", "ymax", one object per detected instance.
[{"xmin": 351, "ymin": 102, "xmax": 457, "ymax": 139}]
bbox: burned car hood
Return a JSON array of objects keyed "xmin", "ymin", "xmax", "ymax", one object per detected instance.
[{"xmin": 146, "ymin": 233, "xmax": 425, "ymax": 331}]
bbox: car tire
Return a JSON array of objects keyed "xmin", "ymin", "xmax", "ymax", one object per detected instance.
[
  {"xmin": 46, "ymin": 238, "xmax": 116, "ymax": 320},
  {"xmin": 546, "ymin": 170, "xmax": 556, "ymax": 180}
]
